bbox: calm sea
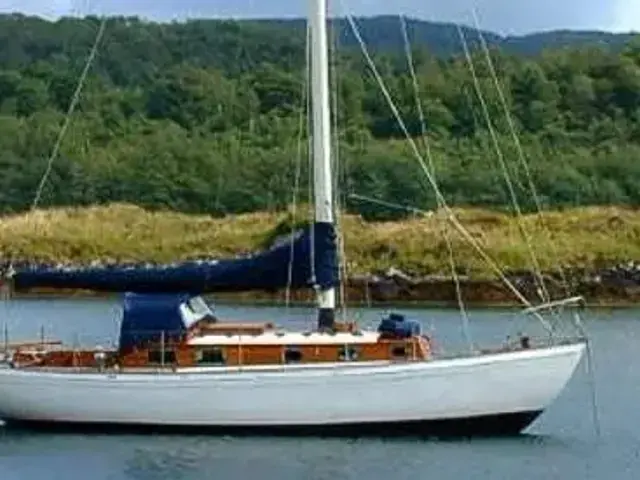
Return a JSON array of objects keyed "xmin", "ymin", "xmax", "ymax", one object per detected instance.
[{"xmin": 0, "ymin": 298, "xmax": 638, "ymax": 480}]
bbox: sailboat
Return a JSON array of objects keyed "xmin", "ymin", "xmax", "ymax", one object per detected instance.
[{"xmin": 0, "ymin": 2, "xmax": 586, "ymax": 437}]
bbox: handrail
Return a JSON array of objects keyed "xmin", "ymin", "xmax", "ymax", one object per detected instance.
[{"xmin": 522, "ymin": 296, "xmax": 585, "ymax": 315}]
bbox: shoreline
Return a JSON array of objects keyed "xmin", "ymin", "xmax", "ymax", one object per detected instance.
[
  {"xmin": 1, "ymin": 205, "xmax": 639, "ymax": 310},
  {"xmin": 9, "ymin": 294, "xmax": 639, "ymax": 310}
]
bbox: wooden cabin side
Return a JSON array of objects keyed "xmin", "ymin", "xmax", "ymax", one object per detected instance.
[
  {"xmin": 9, "ymin": 329, "xmax": 431, "ymax": 370},
  {"xmin": 117, "ymin": 335, "xmax": 431, "ymax": 369}
]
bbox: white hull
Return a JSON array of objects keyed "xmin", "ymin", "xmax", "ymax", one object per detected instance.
[{"xmin": 0, "ymin": 342, "xmax": 584, "ymax": 435}]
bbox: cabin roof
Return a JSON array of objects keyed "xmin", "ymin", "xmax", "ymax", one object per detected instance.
[{"xmin": 187, "ymin": 331, "xmax": 380, "ymax": 346}]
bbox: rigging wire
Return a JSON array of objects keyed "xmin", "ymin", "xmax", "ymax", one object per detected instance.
[
  {"xmin": 31, "ymin": 17, "xmax": 108, "ymax": 211},
  {"xmin": 399, "ymin": 14, "xmax": 474, "ymax": 352},
  {"xmin": 583, "ymin": 323, "xmax": 602, "ymax": 439},
  {"xmin": 349, "ymin": 193, "xmax": 424, "ymax": 214},
  {"xmin": 470, "ymin": 9, "xmax": 572, "ymax": 301},
  {"xmin": 13, "ymin": 12, "xmax": 108, "ymax": 346},
  {"xmin": 338, "ymin": 3, "xmax": 551, "ymax": 330},
  {"xmin": 455, "ymin": 24, "xmax": 552, "ymax": 308},
  {"xmin": 329, "ymin": 12, "xmax": 350, "ymax": 323},
  {"xmin": 306, "ymin": 20, "xmax": 318, "ymax": 332},
  {"xmin": 285, "ymin": 22, "xmax": 311, "ymax": 312},
  {"xmin": 569, "ymin": 304, "xmax": 601, "ymax": 439}
]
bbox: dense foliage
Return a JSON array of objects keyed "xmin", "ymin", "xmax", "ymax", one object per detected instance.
[{"xmin": 0, "ymin": 14, "xmax": 639, "ymax": 220}]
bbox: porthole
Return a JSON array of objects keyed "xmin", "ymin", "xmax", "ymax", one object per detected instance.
[
  {"xmin": 391, "ymin": 346, "xmax": 406, "ymax": 358},
  {"xmin": 284, "ymin": 348, "xmax": 303, "ymax": 363}
]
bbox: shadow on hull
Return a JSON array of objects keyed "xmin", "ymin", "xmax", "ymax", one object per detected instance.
[{"xmin": 0, "ymin": 410, "xmax": 543, "ymax": 439}]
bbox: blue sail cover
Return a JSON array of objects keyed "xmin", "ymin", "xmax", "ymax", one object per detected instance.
[
  {"xmin": 12, "ymin": 222, "xmax": 338, "ymax": 294},
  {"xmin": 119, "ymin": 292, "xmax": 190, "ymax": 351}
]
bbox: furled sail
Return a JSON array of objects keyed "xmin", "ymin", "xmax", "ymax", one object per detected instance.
[{"xmin": 10, "ymin": 222, "xmax": 338, "ymax": 294}]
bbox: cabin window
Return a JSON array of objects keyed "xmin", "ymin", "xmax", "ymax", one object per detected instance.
[
  {"xmin": 338, "ymin": 346, "xmax": 359, "ymax": 361},
  {"xmin": 148, "ymin": 349, "xmax": 176, "ymax": 365},
  {"xmin": 391, "ymin": 346, "xmax": 406, "ymax": 358},
  {"xmin": 196, "ymin": 347, "xmax": 225, "ymax": 365},
  {"xmin": 284, "ymin": 347, "xmax": 303, "ymax": 363}
]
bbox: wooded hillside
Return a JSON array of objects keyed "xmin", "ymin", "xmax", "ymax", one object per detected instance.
[{"xmin": 0, "ymin": 14, "xmax": 638, "ymax": 220}]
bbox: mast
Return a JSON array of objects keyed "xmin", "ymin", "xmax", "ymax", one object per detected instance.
[{"xmin": 309, "ymin": 0, "xmax": 336, "ymax": 331}]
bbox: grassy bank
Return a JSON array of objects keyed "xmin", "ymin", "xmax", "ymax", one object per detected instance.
[{"xmin": 0, "ymin": 203, "xmax": 638, "ymax": 277}]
